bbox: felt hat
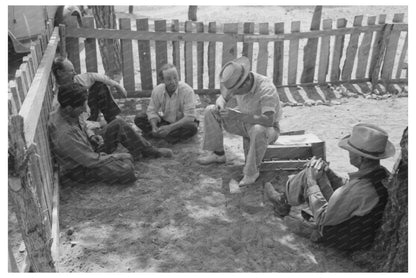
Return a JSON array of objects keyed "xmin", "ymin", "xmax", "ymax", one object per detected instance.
[
  {"xmin": 338, "ymin": 123, "xmax": 395, "ymax": 160},
  {"xmin": 219, "ymin": 56, "xmax": 251, "ymax": 91}
]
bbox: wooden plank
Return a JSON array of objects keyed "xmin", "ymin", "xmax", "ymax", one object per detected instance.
[
  {"xmin": 263, "ymin": 144, "xmax": 313, "ymax": 160},
  {"xmin": 395, "ymin": 33, "xmax": 408, "ymax": 79},
  {"xmin": 82, "ymin": 17, "xmax": 98, "ymax": 72},
  {"xmin": 197, "ymin": 22, "xmax": 204, "ymax": 90},
  {"xmin": 184, "ymin": 21, "xmax": 194, "ymax": 87},
  {"xmin": 155, "ymin": 20, "xmax": 168, "ymax": 84},
  {"xmin": 288, "ymin": 21, "xmax": 301, "ymax": 85},
  {"xmin": 356, "ymin": 16, "xmax": 377, "ymax": 79},
  {"xmin": 66, "ymin": 16, "xmax": 80, "ymax": 73},
  {"xmin": 381, "ymin": 13, "xmax": 405, "ymax": 80},
  {"xmin": 8, "ymin": 93, "xmax": 17, "ymax": 116},
  {"xmin": 301, "ymin": 6, "xmax": 322, "ymax": 83},
  {"xmin": 318, "ymin": 19, "xmax": 332, "ymax": 83},
  {"xmin": 330, "ymin": 18, "xmax": 348, "ymax": 82},
  {"xmin": 208, "ymin": 22, "xmax": 216, "ymax": 89},
  {"xmin": 257, "ymin": 23, "xmax": 269, "ymax": 75},
  {"xmin": 15, "ymin": 70, "xmax": 28, "ymax": 103},
  {"xmin": 222, "ymin": 23, "xmax": 238, "ymax": 66},
  {"xmin": 119, "ymin": 18, "xmax": 135, "ymax": 94},
  {"xmin": 136, "ymin": 18, "xmax": 153, "ymax": 91},
  {"xmin": 260, "ymin": 160, "xmax": 309, "ymax": 171},
  {"xmin": 371, "ymin": 24, "xmax": 393, "ymax": 87},
  {"xmin": 58, "ymin": 24, "xmax": 67, "ymax": 57},
  {"xmin": 171, "ymin": 20, "xmax": 181, "ymax": 80},
  {"xmin": 19, "ymin": 63, "xmax": 30, "ymax": 92},
  {"xmin": 243, "ymin": 22, "xmax": 255, "ymax": 69},
  {"xmin": 9, "ymin": 82, "xmax": 21, "ymax": 113},
  {"xmin": 273, "ymin": 22, "xmax": 284, "ymax": 86},
  {"xmin": 30, "ymin": 45, "xmax": 39, "ymax": 71},
  {"xmin": 51, "ymin": 172, "xmax": 60, "ymax": 270},
  {"xmin": 369, "ymin": 15, "xmax": 387, "ymax": 77},
  {"xmin": 22, "ymin": 56, "xmax": 34, "ymax": 82},
  {"xmin": 8, "ymin": 241, "xmax": 19, "ymax": 272},
  {"xmin": 342, "ymin": 15, "xmax": 364, "ymax": 81}
]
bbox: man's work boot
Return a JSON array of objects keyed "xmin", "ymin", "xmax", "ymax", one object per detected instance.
[
  {"xmin": 264, "ymin": 182, "xmax": 291, "ymax": 217},
  {"xmin": 239, "ymin": 171, "xmax": 260, "ymax": 187},
  {"xmin": 197, "ymin": 152, "xmax": 226, "ymax": 165}
]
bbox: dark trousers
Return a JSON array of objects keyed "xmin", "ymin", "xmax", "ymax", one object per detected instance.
[
  {"xmin": 87, "ymin": 81, "xmax": 121, "ymax": 123},
  {"xmin": 134, "ymin": 112, "xmax": 198, "ymax": 144},
  {"xmin": 64, "ymin": 118, "xmax": 161, "ymax": 184}
]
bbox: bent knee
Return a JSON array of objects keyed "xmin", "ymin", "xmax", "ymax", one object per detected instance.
[
  {"xmin": 249, "ymin": 124, "xmax": 267, "ymax": 136},
  {"xmin": 204, "ymin": 104, "xmax": 218, "ymax": 115}
]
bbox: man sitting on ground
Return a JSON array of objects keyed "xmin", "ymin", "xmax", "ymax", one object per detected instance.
[
  {"xmin": 52, "ymin": 56, "xmax": 126, "ymax": 123},
  {"xmin": 197, "ymin": 56, "xmax": 282, "ymax": 186},
  {"xmin": 48, "ymin": 83, "xmax": 172, "ymax": 184},
  {"xmin": 134, "ymin": 63, "xmax": 198, "ymax": 144},
  {"xmin": 265, "ymin": 123, "xmax": 395, "ymax": 250}
]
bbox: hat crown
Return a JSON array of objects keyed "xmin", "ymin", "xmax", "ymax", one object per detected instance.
[
  {"xmin": 220, "ymin": 56, "xmax": 250, "ymax": 90},
  {"xmin": 348, "ymin": 124, "xmax": 388, "ymax": 154}
]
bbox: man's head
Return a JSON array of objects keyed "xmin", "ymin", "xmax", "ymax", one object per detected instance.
[
  {"xmin": 58, "ymin": 83, "xmax": 88, "ymax": 118},
  {"xmin": 219, "ymin": 56, "xmax": 252, "ymax": 96},
  {"xmin": 52, "ymin": 56, "xmax": 76, "ymax": 85},
  {"xmin": 338, "ymin": 123, "xmax": 395, "ymax": 168},
  {"xmin": 159, "ymin": 64, "xmax": 179, "ymax": 94}
]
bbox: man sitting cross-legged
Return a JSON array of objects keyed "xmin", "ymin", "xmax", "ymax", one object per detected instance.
[
  {"xmin": 265, "ymin": 123, "xmax": 395, "ymax": 250},
  {"xmin": 134, "ymin": 63, "xmax": 199, "ymax": 144},
  {"xmin": 48, "ymin": 83, "xmax": 172, "ymax": 184},
  {"xmin": 197, "ymin": 56, "xmax": 282, "ymax": 186}
]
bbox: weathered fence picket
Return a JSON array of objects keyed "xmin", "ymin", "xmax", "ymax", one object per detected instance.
[{"xmin": 120, "ymin": 18, "xmax": 135, "ymax": 92}]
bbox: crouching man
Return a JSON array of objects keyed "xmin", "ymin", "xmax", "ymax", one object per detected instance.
[
  {"xmin": 265, "ymin": 123, "xmax": 395, "ymax": 250},
  {"xmin": 197, "ymin": 56, "xmax": 282, "ymax": 186},
  {"xmin": 48, "ymin": 83, "xmax": 172, "ymax": 184}
]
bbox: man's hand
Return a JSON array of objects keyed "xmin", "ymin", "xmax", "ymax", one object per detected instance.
[
  {"xmin": 89, "ymin": 135, "xmax": 104, "ymax": 147},
  {"xmin": 305, "ymin": 157, "xmax": 326, "ymax": 186},
  {"xmin": 113, "ymin": 153, "xmax": 133, "ymax": 161},
  {"xmin": 219, "ymin": 108, "xmax": 243, "ymax": 121},
  {"xmin": 155, "ymin": 125, "xmax": 172, "ymax": 137}
]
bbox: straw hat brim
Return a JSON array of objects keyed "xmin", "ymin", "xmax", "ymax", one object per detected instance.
[
  {"xmin": 220, "ymin": 56, "xmax": 251, "ymax": 91},
  {"xmin": 338, "ymin": 135, "xmax": 396, "ymax": 160}
]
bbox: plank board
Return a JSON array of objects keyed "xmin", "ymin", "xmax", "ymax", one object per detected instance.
[
  {"xmin": 381, "ymin": 13, "xmax": 404, "ymax": 80},
  {"xmin": 300, "ymin": 6, "xmax": 322, "ymax": 83},
  {"xmin": 242, "ymin": 22, "xmax": 255, "ymax": 69},
  {"xmin": 273, "ymin": 22, "xmax": 284, "ymax": 86},
  {"xmin": 197, "ymin": 22, "xmax": 204, "ymax": 89},
  {"xmin": 171, "ymin": 20, "xmax": 181, "ymax": 80},
  {"xmin": 369, "ymin": 15, "xmax": 387, "ymax": 76},
  {"xmin": 318, "ymin": 19, "xmax": 332, "ymax": 83},
  {"xmin": 356, "ymin": 16, "xmax": 376, "ymax": 79},
  {"xmin": 341, "ymin": 15, "xmax": 363, "ymax": 81},
  {"xmin": 222, "ymin": 23, "xmax": 238, "ymax": 66},
  {"xmin": 263, "ymin": 144, "xmax": 313, "ymax": 160},
  {"xmin": 119, "ymin": 18, "xmax": 135, "ymax": 94},
  {"xmin": 257, "ymin": 23, "xmax": 269, "ymax": 75},
  {"xmin": 15, "ymin": 71, "xmax": 28, "ymax": 103},
  {"xmin": 371, "ymin": 24, "xmax": 393, "ymax": 85},
  {"xmin": 22, "ymin": 56, "xmax": 34, "ymax": 82},
  {"xmin": 260, "ymin": 160, "xmax": 309, "ymax": 171},
  {"xmin": 155, "ymin": 20, "xmax": 168, "ymax": 84},
  {"xmin": 208, "ymin": 22, "xmax": 216, "ymax": 89},
  {"xmin": 184, "ymin": 21, "xmax": 194, "ymax": 87},
  {"xmin": 330, "ymin": 18, "xmax": 348, "ymax": 82},
  {"xmin": 288, "ymin": 21, "xmax": 301, "ymax": 85},
  {"xmin": 82, "ymin": 16, "xmax": 98, "ymax": 72},
  {"xmin": 395, "ymin": 33, "xmax": 408, "ymax": 79},
  {"xmin": 136, "ymin": 18, "xmax": 153, "ymax": 90},
  {"xmin": 9, "ymin": 82, "xmax": 22, "ymax": 112}
]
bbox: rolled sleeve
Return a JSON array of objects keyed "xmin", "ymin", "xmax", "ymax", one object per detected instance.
[{"xmin": 260, "ymin": 88, "xmax": 278, "ymax": 115}]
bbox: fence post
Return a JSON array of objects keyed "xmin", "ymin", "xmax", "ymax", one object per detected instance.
[
  {"xmin": 171, "ymin": 20, "xmax": 181, "ymax": 80},
  {"xmin": 155, "ymin": 20, "xmax": 168, "ymax": 84},
  {"xmin": 8, "ymin": 115, "xmax": 56, "ymax": 272},
  {"xmin": 58, "ymin": 24, "xmax": 67, "ymax": 58},
  {"xmin": 288, "ymin": 21, "xmax": 301, "ymax": 85},
  {"xmin": 273, "ymin": 22, "xmax": 284, "ymax": 86},
  {"xmin": 184, "ymin": 21, "xmax": 194, "ymax": 87},
  {"xmin": 257, "ymin": 23, "xmax": 269, "ymax": 75},
  {"xmin": 371, "ymin": 24, "xmax": 393, "ymax": 91},
  {"xmin": 197, "ymin": 22, "xmax": 204, "ymax": 90},
  {"xmin": 330, "ymin": 18, "xmax": 347, "ymax": 82},
  {"xmin": 208, "ymin": 22, "xmax": 217, "ymax": 89},
  {"xmin": 137, "ymin": 18, "xmax": 153, "ymax": 91}
]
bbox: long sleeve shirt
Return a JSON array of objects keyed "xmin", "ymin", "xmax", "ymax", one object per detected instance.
[
  {"xmin": 48, "ymin": 107, "xmax": 117, "ymax": 173},
  {"xmin": 146, "ymin": 81, "xmax": 196, "ymax": 124}
]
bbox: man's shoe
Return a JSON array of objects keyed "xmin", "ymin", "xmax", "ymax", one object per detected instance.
[
  {"xmin": 264, "ymin": 182, "xmax": 291, "ymax": 217},
  {"xmin": 157, "ymin": 148, "xmax": 173, "ymax": 158},
  {"xmin": 239, "ymin": 171, "xmax": 260, "ymax": 187},
  {"xmin": 197, "ymin": 152, "xmax": 226, "ymax": 165}
]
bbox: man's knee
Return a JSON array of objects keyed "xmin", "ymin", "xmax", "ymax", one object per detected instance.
[
  {"xmin": 204, "ymin": 104, "xmax": 218, "ymax": 116},
  {"xmin": 249, "ymin": 124, "xmax": 267, "ymax": 138}
]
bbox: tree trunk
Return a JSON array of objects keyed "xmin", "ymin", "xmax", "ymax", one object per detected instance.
[
  {"xmin": 354, "ymin": 127, "xmax": 408, "ymax": 271},
  {"xmin": 188, "ymin": 6, "xmax": 198, "ymax": 21},
  {"xmin": 90, "ymin": 6, "xmax": 122, "ymax": 80},
  {"xmin": 8, "ymin": 115, "xmax": 55, "ymax": 272}
]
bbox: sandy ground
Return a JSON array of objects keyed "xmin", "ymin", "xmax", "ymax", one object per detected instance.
[{"xmin": 8, "ymin": 5, "xmax": 408, "ymax": 273}]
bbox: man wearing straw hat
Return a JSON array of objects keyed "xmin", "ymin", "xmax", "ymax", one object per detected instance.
[
  {"xmin": 265, "ymin": 123, "xmax": 395, "ymax": 250},
  {"xmin": 197, "ymin": 56, "xmax": 282, "ymax": 186}
]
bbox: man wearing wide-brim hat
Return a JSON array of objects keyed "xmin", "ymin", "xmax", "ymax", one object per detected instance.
[
  {"xmin": 265, "ymin": 123, "xmax": 395, "ymax": 250},
  {"xmin": 197, "ymin": 56, "xmax": 282, "ymax": 186}
]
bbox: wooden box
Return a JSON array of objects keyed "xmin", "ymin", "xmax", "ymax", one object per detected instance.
[{"xmin": 260, "ymin": 132, "xmax": 326, "ymax": 171}]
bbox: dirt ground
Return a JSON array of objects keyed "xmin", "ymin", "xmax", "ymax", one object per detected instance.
[{"xmin": 8, "ymin": 5, "xmax": 408, "ymax": 273}]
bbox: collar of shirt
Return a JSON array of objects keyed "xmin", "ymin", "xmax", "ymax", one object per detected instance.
[
  {"xmin": 348, "ymin": 165, "xmax": 382, "ymax": 180},
  {"xmin": 164, "ymin": 85, "xmax": 179, "ymax": 98},
  {"xmin": 247, "ymin": 72, "xmax": 259, "ymax": 95}
]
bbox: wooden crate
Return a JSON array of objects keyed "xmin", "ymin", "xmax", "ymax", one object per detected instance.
[{"xmin": 260, "ymin": 132, "xmax": 325, "ymax": 171}]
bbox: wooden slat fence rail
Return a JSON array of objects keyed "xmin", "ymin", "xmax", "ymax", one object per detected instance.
[
  {"xmin": 62, "ymin": 14, "xmax": 407, "ymax": 99},
  {"xmin": 8, "ymin": 25, "xmax": 60, "ymax": 272}
]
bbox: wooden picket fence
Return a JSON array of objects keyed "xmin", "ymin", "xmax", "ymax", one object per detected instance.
[
  {"xmin": 8, "ymin": 20, "xmax": 60, "ymax": 272},
  {"xmin": 61, "ymin": 13, "xmax": 407, "ymax": 101}
]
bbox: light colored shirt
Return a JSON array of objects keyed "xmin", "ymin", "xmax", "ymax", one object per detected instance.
[
  {"xmin": 307, "ymin": 166, "xmax": 389, "ymax": 233},
  {"xmin": 73, "ymin": 72, "xmax": 119, "ymax": 89},
  {"xmin": 48, "ymin": 107, "xmax": 116, "ymax": 173},
  {"xmin": 147, "ymin": 81, "xmax": 196, "ymax": 123}
]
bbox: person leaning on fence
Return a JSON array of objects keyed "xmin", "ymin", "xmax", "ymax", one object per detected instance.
[
  {"xmin": 48, "ymin": 83, "xmax": 173, "ymax": 185},
  {"xmin": 52, "ymin": 56, "xmax": 126, "ymax": 124},
  {"xmin": 265, "ymin": 123, "xmax": 395, "ymax": 250},
  {"xmin": 134, "ymin": 63, "xmax": 199, "ymax": 144},
  {"xmin": 197, "ymin": 56, "xmax": 282, "ymax": 186}
]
